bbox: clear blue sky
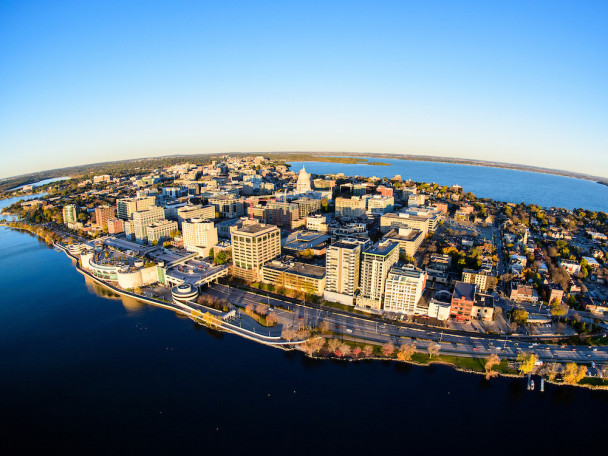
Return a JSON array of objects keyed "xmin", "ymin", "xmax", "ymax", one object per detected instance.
[{"xmin": 1, "ymin": 0, "xmax": 607, "ymax": 179}]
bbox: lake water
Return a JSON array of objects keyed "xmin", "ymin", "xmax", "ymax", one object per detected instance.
[
  {"xmin": 291, "ymin": 157, "xmax": 608, "ymax": 212},
  {"xmin": 9, "ymin": 176, "xmax": 70, "ymax": 191},
  {"xmin": 1, "ymin": 195, "xmax": 607, "ymax": 454}
]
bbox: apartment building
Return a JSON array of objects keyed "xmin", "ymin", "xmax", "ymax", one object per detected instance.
[
  {"xmin": 356, "ymin": 240, "xmax": 400, "ymax": 311},
  {"xmin": 94, "ymin": 205, "xmax": 115, "ymax": 229},
  {"xmin": 231, "ymin": 223, "xmax": 281, "ymax": 282},
  {"xmin": 261, "ymin": 260, "xmax": 326, "ymax": 296},
  {"xmin": 450, "ymin": 282, "xmax": 476, "ymax": 321},
  {"xmin": 107, "ymin": 217, "xmax": 124, "ymax": 235},
  {"xmin": 306, "ymin": 214, "xmax": 328, "ymax": 233},
  {"xmin": 62, "ymin": 204, "xmax": 78, "ymax": 225},
  {"xmin": 383, "ymin": 265, "xmax": 427, "ymax": 315},
  {"xmin": 366, "ymin": 195, "xmax": 394, "ymax": 216},
  {"xmin": 461, "ymin": 269, "xmax": 497, "ymax": 292},
  {"xmin": 324, "ymin": 238, "xmax": 370, "ymax": 306},
  {"xmin": 382, "ymin": 228, "xmax": 424, "ymax": 257},
  {"xmin": 293, "ymin": 197, "xmax": 322, "ymax": 218},
  {"xmin": 335, "ymin": 196, "xmax": 367, "ymax": 219}
]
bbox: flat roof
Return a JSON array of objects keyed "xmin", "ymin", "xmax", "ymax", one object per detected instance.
[
  {"xmin": 364, "ymin": 240, "xmax": 399, "ymax": 256},
  {"xmin": 234, "ymin": 223, "xmax": 277, "ymax": 235},
  {"xmin": 383, "ymin": 228, "xmax": 423, "ymax": 242}
]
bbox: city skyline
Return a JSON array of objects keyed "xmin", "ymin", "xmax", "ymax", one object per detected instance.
[{"xmin": 1, "ymin": 0, "xmax": 607, "ymax": 179}]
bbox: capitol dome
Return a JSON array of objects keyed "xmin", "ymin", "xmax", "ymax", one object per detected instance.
[{"xmin": 296, "ymin": 166, "xmax": 311, "ymax": 193}]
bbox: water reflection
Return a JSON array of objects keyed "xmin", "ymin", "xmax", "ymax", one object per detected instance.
[{"xmin": 83, "ymin": 275, "xmax": 146, "ymax": 315}]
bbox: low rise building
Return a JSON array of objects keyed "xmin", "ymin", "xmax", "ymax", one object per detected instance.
[
  {"xmin": 450, "ymin": 282, "xmax": 476, "ymax": 321},
  {"xmin": 261, "ymin": 260, "xmax": 326, "ymax": 296}
]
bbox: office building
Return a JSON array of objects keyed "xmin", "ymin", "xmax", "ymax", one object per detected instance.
[
  {"xmin": 132, "ymin": 206, "xmax": 165, "ymax": 244},
  {"xmin": 231, "ymin": 223, "xmax": 281, "ymax": 282},
  {"xmin": 182, "ymin": 218, "xmax": 218, "ymax": 257}
]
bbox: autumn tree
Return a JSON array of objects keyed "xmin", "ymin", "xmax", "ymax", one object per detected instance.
[
  {"xmin": 363, "ymin": 345, "xmax": 374, "ymax": 357},
  {"xmin": 396, "ymin": 343, "xmax": 416, "ymax": 362},
  {"xmin": 352, "ymin": 346, "xmax": 362, "ymax": 357},
  {"xmin": 484, "ymin": 354, "xmax": 500, "ymax": 380},
  {"xmin": 338, "ymin": 343, "xmax": 351, "ymax": 357},
  {"xmin": 562, "ymin": 363, "xmax": 587, "ymax": 384},
  {"xmin": 517, "ymin": 352, "xmax": 538, "ymax": 375},
  {"xmin": 318, "ymin": 320, "xmax": 331, "ymax": 334},
  {"xmin": 382, "ymin": 342, "xmax": 395, "ymax": 357}
]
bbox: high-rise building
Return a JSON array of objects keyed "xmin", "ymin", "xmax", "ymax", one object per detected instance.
[
  {"xmin": 132, "ymin": 206, "xmax": 165, "ymax": 244},
  {"xmin": 263, "ymin": 202, "xmax": 303, "ymax": 229},
  {"xmin": 296, "ymin": 167, "xmax": 311, "ymax": 193},
  {"xmin": 62, "ymin": 204, "xmax": 78, "ymax": 225},
  {"xmin": 182, "ymin": 219, "xmax": 218, "ymax": 257},
  {"xmin": 94, "ymin": 205, "xmax": 116, "ymax": 229},
  {"xmin": 383, "ymin": 265, "xmax": 427, "ymax": 315},
  {"xmin": 357, "ymin": 240, "xmax": 400, "ymax": 311},
  {"xmin": 324, "ymin": 238, "xmax": 370, "ymax": 306},
  {"xmin": 117, "ymin": 196, "xmax": 156, "ymax": 220},
  {"xmin": 231, "ymin": 223, "xmax": 281, "ymax": 282}
]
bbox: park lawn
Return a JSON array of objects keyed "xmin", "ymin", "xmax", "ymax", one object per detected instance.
[{"xmin": 579, "ymin": 377, "xmax": 608, "ymax": 387}]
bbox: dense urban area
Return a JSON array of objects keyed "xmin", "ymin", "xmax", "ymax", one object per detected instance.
[{"xmin": 3, "ymin": 155, "xmax": 608, "ymax": 388}]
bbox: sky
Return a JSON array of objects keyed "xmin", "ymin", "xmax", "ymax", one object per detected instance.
[{"xmin": 1, "ymin": 0, "xmax": 607, "ymax": 179}]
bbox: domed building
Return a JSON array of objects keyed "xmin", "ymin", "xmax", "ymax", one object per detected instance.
[{"xmin": 296, "ymin": 166, "xmax": 311, "ymax": 193}]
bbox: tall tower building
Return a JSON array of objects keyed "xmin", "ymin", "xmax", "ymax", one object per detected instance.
[
  {"xmin": 324, "ymin": 238, "xmax": 370, "ymax": 306},
  {"xmin": 62, "ymin": 204, "xmax": 78, "ymax": 225},
  {"xmin": 231, "ymin": 223, "xmax": 281, "ymax": 282},
  {"xmin": 357, "ymin": 240, "xmax": 400, "ymax": 311}
]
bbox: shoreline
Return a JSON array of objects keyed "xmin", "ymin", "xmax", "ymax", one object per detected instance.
[
  {"xmin": 1, "ymin": 223, "xmax": 605, "ymax": 391},
  {"xmin": 268, "ymin": 152, "xmax": 608, "ymax": 185}
]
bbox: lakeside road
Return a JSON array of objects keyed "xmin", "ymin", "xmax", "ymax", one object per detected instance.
[{"xmin": 203, "ymin": 284, "xmax": 608, "ymax": 364}]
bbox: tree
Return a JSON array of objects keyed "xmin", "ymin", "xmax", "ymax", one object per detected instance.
[
  {"xmin": 255, "ymin": 304, "xmax": 268, "ymax": 316},
  {"xmin": 319, "ymin": 320, "xmax": 331, "ymax": 334},
  {"xmin": 542, "ymin": 363, "xmax": 561, "ymax": 382},
  {"xmin": 281, "ymin": 327, "xmax": 298, "ymax": 342},
  {"xmin": 265, "ymin": 313, "xmax": 278, "ymax": 326},
  {"xmin": 301, "ymin": 336, "xmax": 325, "ymax": 356},
  {"xmin": 327, "ymin": 338, "xmax": 341, "ymax": 354},
  {"xmin": 512, "ymin": 309, "xmax": 529, "ymax": 325},
  {"xmin": 382, "ymin": 342, "xmax": 395, "ymax": 357},
  {"xmin": 484, "ymin": 354, "xmax": 500, "ymax": 380},
  {"xmin": 352, "ymin": 346, "xmax": 362, "ymax": 357},
  {"xmin": 337, "ymin": 343, "xmax": 351, "ymax": 357},
  {"xmin": 245, "ymin": 303, "xmax": 255, "ymax": 315},
  {"xmin": 550, "ymin": 301, "xmax": 569, "ymax": 321},
  {"xmin": 562, "ymin": 363, "xmax": 587, "ymax": 384},
  {"xmin": 363, "ymin": 345, "xmax": 374, "ymax": 357},
  {"xmin": 202, "ymin": 312, "xmax": 222, "ymax": 328},
  {"xmin": 517, "ymin": 352, "xmax": 538, "ymax": 375},
  {"xmin": 427, "ymin": 343, "xmax": 440, "ymax": 358},
  {"xmin": 396, "ymin": 343, "xmax": 416, "ymax": 362}
]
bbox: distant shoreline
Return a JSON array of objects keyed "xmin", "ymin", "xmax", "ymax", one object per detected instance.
[{"xmin": 267, "ymin": 152, "xmax": 608, "ymax": 185}]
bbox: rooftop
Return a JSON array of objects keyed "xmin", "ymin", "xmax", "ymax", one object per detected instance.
[
  {"xmin": 364, "ymin": 240, "xmax": 400, "ymax": 256},
  {"xmin": 234, "ymin": 223, "xmax": 277, "ymax": 235},
  {"xmin": 453, "ymin": 282, "xmax": 476, "ymax": 302}
]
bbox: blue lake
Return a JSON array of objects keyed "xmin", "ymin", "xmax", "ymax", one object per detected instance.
[{"xmin": 291, "ymin": 157, "xmax": 608, "ymax": 212}]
